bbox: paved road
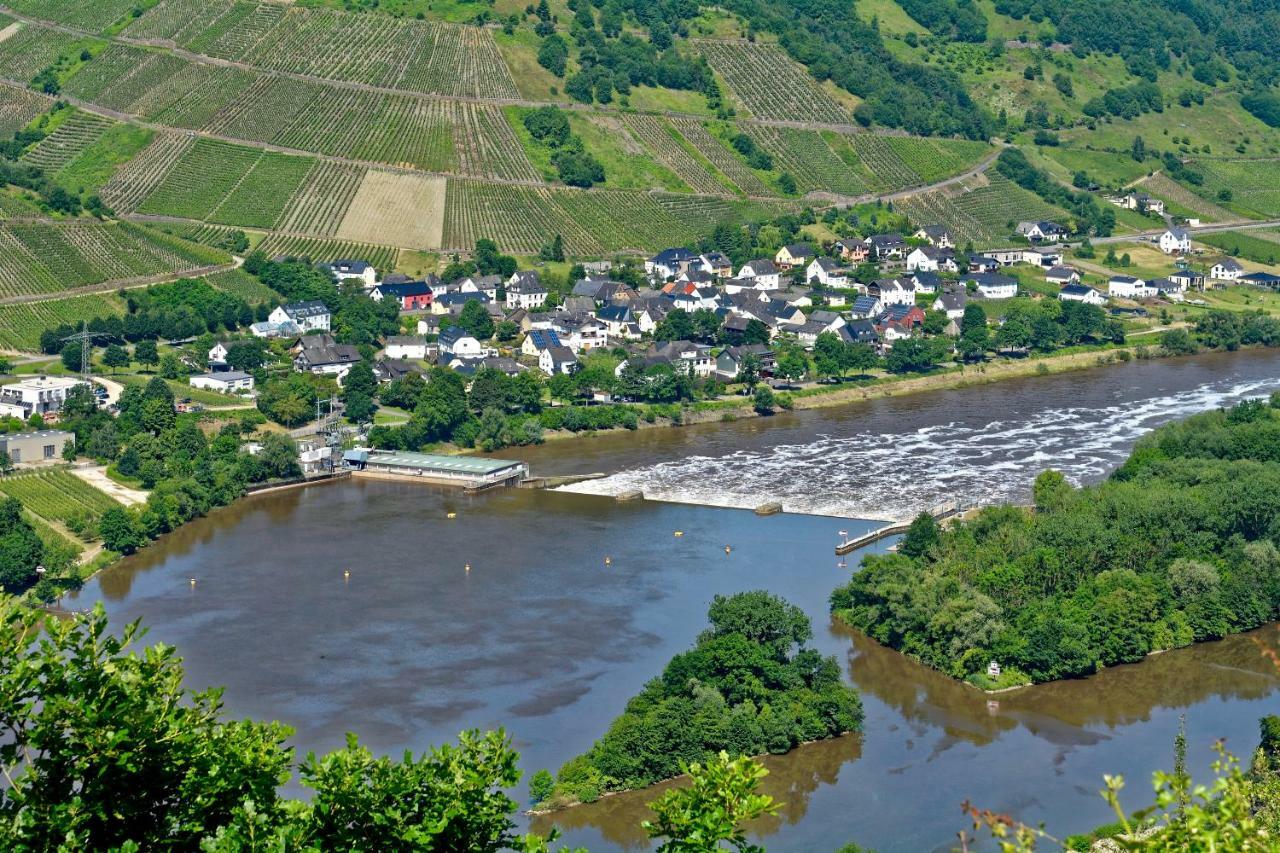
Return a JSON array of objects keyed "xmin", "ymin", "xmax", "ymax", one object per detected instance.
[{"xmin": 1091, "ymin": 218, "xmax": 1280, "ymax": 245}]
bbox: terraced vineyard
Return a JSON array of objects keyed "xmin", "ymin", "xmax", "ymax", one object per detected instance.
[
  {"xmin": 0, "ymin": 221, "xmax": 227, "ymax": 298},
  {"xmin": 124, "ymin": 0, "xmax": 520, "ymax": 99},
  {"xmin": 1193, "ymin": 159, "xmax": 1280, "ymax": 220},
  {"xmin": 100, "ymin": 131, "xmax": 192, "ymax": 213},
  {"xmin": 672, "ymin": 119, "xmax": 771, "ymax": 195},
  {"xmin": 0, "ymin": 24, "xmax": 85, "ymax": 82},
  {"xmin": 622, "ymin": 115, "xmax": 728, "ymax": 195},
  {"xmin": 451, "ymin": 101, "xmax": 540, "ymax": 182},
  {"xmin": 255, "ymin": 234, "xmax": 398, "ymax": 272},
  {"xmin": 894, "ymin": 174, "xmax": 1066, "ymax": 246},
  {"xmin": 0, "ymin": 293, "xmax": 124, "ymax": 351},
  {"xmin": 696, "ymin": 40, "xmax": 848, "ymax": 124},
  {"xmin": 203, "ymin": 267, "xmax": 279, "ymax": 302},
  {"xmin": 277, "ymin": 161, "xmax": 365, "ymax": 237},
  {"xmin": 847, "ymin": 134, "xmax": 920, "ymax": 191},
  {"xmin": 0, "ymin": 190, "xmax": 43, "ymax": 219},
  {"xmin": 0, "ymin": 469, "xmax": 121, "ymax": 525},
  {"xmin": 0, "ymin": 84, "xmax": 51, "ymax": 137},
  {"xmin": 20, "ymin": 111, "xmax": 116, "ymax": 173},
  {"xmin": 1137, "ymin": 173, "xmax": 1236, "ymax": 223},
  {"xmin": 885, "ymin": 137, "xmax": 992, "ymax": 185},
  {"xmin": 746, "ymin": 126, "xmax": 868, "ymax": 196},
  {"xmin": 208, "ymin": 151, "xmax": 315, "ymax": 229},
  {"xmin": 4, "ymin": 0, "xmax": 137, "ymax": 32},
  {"xmin": 444, "ymin": 181, "xmax": 601, "ymax": 256}
]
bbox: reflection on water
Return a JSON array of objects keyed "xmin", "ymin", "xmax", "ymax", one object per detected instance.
[{"xmin": 70, "ymin": 348, "xmax": 1280, "ymax": 852}]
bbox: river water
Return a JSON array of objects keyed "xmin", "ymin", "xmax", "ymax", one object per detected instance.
[{"xmin": 70, "ymin": 350, "xmax": 1280, "ymax": 851}]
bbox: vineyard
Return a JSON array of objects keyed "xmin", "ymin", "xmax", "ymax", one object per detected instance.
[
  {"xmin": 203, "ymin": 267, "xmax": 279, "ymax": 302},
  {"xmin": 885, "ymin": 136, "xmax": 992, "ymax": 184},
  {"xmin": 746, "ymin": 126, "xmax": 868, "ymax": 196},
  {"xmin": 99, "ymin": 131, "xmax": 192, "ymax": 213},
  {"xmin": 1136, "ymin": 173, "xmax": 1235, "ymax": 223},
  {"xmin": 0, "ymin": 221, "xmax": 227, "ymax": 299},
  {"xmin": 672, "ymin": 119, "xmax": 771, "ymax": 196},
  {"xmin": 0, "ymin": 469, "xmax": 121, "ymax": 526},
  {"xmin": 0, "ymin": 24, "xmax": 85, "ymax": 83},
  {"xmin": 894, "ymin": 173, "xmax": 1066, "ymax": 246},
  {"xmin": 207, "ymin": 151, "xmax": 315, "ymax": 229},
  {"xmin": 335, "ymin": 170, "xmax": 445, "ymax": 248},
  {"xmin": 846, "ymin": 134, "xmax": 921, "ymax": 191},
  {"xmin": 0, "ymin": 293, "xmax": 124, "ymax": 351},
  {"xmin": 0, "ymin": 83, "xmax": 51, "ymax": 137},
  {"xmin": 276, "ymin": 161, "xmax": 365, "ymax": 237},
  {"xmin": 4, "ymin": 0, "xmax": 136, "ymax": 32},
  {"xmin": 1193, "ymin": 159, "xmax": 1280, "ymax": 220},
  {"xmin": 696, "ymin": 40, "xmax": 848, "ymax": 124},
  {"xmin": 254, "ymin": 234, "xmax": 398, "ymax": 272},
  {"xmin": 19, "ymin": 111, "xmax": 116, "ymax": 173},
  {"xmin": 621, "ymin": 115, "xmax": 729, "ymax": 195},
  {"xmin": 125, "ymin": 0, "xmax": 520, "ymax": 99}
]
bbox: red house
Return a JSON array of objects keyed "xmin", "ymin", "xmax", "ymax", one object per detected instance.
[{"xmin": 372, "ymin": 280, "xmax": 434, "ymax": 310}]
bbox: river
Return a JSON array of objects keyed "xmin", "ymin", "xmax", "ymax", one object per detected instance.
[{"xmin": 70, "ymin": 349, "xmax": 1280, "ymax": 851}]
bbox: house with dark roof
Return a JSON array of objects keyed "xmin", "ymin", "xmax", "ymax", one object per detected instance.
[
  {"xmin": 912, "ymin": 225, "xmax": 954, "ymax": 248},
  {"xmin": 539, "ymin": 345, "xmax": 579, "ymax": 376},
  {"xmin": 1059, "ymin": 283, "xmax": 1106, "ymax": 305},
  {"xmin": 867, "ymin": 233, "xmax": 907, "ymax": 259},
  {"xmin": 838, "ymin": 319, "xmax": 879, "ymax": 346},
  {"xmin": 505, "ymin": 271, "xmax": 548, "ymax": 309},
  {"xmin": 715, "ymin": 344, "xmax": 775, "ymax": 379},
  {"xmin": 324, "ymin": 259, "xmax": 379, "ymax": 287},
  {"xmin": 521, "ymin": 328, "xmax": 563, "ymax": 357},
  {"xmin": 295, "ymin": 342, "xmax": 361, "ymax": 380},
  {"xmin": 849, "ymin": 295, "xmax": 882, "ymax": 318},
  {"xmin": 646, "ymin": 247, "xmax": 698, "ymax": 279},
  {"xmin": 439, "ymin": 326, "xmax": 484, "ymax": 356},
  {"xmin": 269, "ymin": 300, "xmax": 330, "ymax": 332},
  {"xmin": 1016, "ymin": 221, "xmax": 1068, "ymax": 243},
  {"xmin": 371, "ymin": 280, "xmax": 434, "ymax": 310},
  {"xmin": 775, "ymin": 243, "xmax": 814, "ymax": 269}
]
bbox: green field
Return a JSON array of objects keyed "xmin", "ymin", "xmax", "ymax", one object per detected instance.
[
  {"xmin": 1192, "ymin": 159, "xmax": 1280, "ymax": 220},
  {"xmin": 54, "ymin": 123, "xmax": 155, "ymax": 196},
  {"xmin": 254, "ymin": 234, "xmax": 399, "ymax": 272},
  {"xmin": 696, "ymin": 40, "xmax": 848, "ymax": 124}
]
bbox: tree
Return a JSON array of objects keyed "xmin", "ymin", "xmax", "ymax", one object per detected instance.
[
  {"xmin": 257, "ymin": 433, "xmax": 300, "ymax": 480},
  {"xmin": 752, "ymin": 385, "xmax": 775, "ymax": 414},
  {"xmin": 1160, "ymin": 327, "xmax": 1198, "ymax": 355},
  {"xmin": 537, "ymin": 33, "xmax": 568, "ymax": 76},
  {"xmin": 457, "ymin": 300, "xmax": 495, "ymax": 340},
  {"xmin": 1032, "ymin": 469, "xmax": 1073, "ymax": 513},
  {"xmin": 775, "ymin": 349, "xmax": 807, "ymax": 385},
  {"xmin": 1131, "ymin": 134, "xmax": 1146, "ymax": 162},
  {"xmin": 134, "ymin": 339, "xmax": 159, "ymax": 370},
  {"xmin": 0, "ymin": 356, "xmax": 12, "ymax": 375},
  {"xmin": 812, "ymin": 332, "xmax": 848, "ymax": 381},
  {"xmin": 922, "ymin": 309, "xmax": 950, "ymax": 336},
  {"xmin": 98, "ymin": 506, "xmax": 144, "ymax": 555},
  {"xmin": 342, "ymin": 361, "xmax": 378, "ymax": 423},
  {"xmin": 642, "ymin": 752, "xmax": 778, "ymax": 853},
  {"xmin": 958, "ymin": 303, "xmax": 989, "ymax": 360},
  {"xmin": 102, "ymin": 344, "xmax": 130, "ymax": 372},
  {"xmin": 741, "ymin": 319, "xmax": 769, "ymax": 346},
  {"xmin": 899, "ymin": 512, "xmax": 941, "ymax": 559},
  {"xmin": 884, "ymin": 337, "xmax": 943, "ymax": 373},
  {"xmin": 159, "ymin": 352, "xmax": 184, "ymax": 380},
  {"xmin": 737, "ymin": 354, "xmax": 761, "ymax": 392},
  {"xmin": 60, "ymin": 341, "xmax": 82, "ymax": 373}
]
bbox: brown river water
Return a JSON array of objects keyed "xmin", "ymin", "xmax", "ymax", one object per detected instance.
[{"xmin": 71, "ymin": 349, "xmax": 1280, "ymax": 851}]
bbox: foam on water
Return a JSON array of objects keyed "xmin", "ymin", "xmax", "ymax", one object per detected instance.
[{"xmin": 558, "ymin": 377, "xmax": 1277, "ymax": 520}]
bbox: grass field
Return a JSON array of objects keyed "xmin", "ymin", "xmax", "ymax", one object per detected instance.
[
  {"xmin": 335, "ymin": 170, "xmax": 446, "ymax": 248},
  {"xmin": 53, "ymin": 123, "xmax": 154, "ymax": 197},
  {"xmin": 20, "ymin": 111, "xmax": 117, "ymax": 174},
  {"xmin": 0, "ymin": 221, "xmax": 227, "ymax": 299},
  {"xmin": 0, "ymin": 293, "xmax": 125, "ymax": 352},
  {"xmin": 1135, "ymin": 173, "xmax": 1238, "ymax": 223}
]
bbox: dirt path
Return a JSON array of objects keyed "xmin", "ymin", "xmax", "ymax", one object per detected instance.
[
  {"xmin": 71, "ymin": 464, "xmax": 148, "ymax": 506},
  {"xmin": 0, "ymin": 259, "xmax": 239, "ymax": 306}
]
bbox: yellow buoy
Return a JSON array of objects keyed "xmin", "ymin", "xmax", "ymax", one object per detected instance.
[
  {"xmin": 604, "ymin": 556, "xmax": 612, "ymax": 566},
  {"xmin": 188, "ymin": 578, "xmax": 196, "ymax": 587},
  {"xmin": 724, "ymin": 545, "xmax": 732, "ymax": 554},
  {"xmin": 344, "ymin": 569, "xmax": 351, "ymax": 580},
  {"xmin": 464, "ymin": 563, "xmax": 471, "ymax": 572},
  {"xmin": 674, "ymin": 530, "xmax": 684, "ymax": 537},
  {"xmin": 447, "ymin": 512, "xmax": 457, "ymax": 519}
]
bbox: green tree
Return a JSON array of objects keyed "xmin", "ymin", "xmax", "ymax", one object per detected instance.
[
  {"xmin": 102, "ymin": 344, "xmax": 130, "ymax": 372},
  {"xmin": 812, "ymin": 332, "xmax": 848, "ymax": 381},
  {"xmin": 537, "ymin": 33, "xmax": 568, "ymax": 76},
  {"xmin": 458, "ymin": 300, "xmax": 495, "ymax": 340},
  {"xmin": 900, "ymin": 512, "xmax": 941, "ymax": 559},
  {"xmin": 98, "ymin": 506, "xmax": 144, "ymax": 554},
  {"xmin": 60, "ymin": 342, "xmax": 82, "ymax": 373},
  {"xmin": 752, "ymin": 385, "xmax": 775, "ymax": 414},
  {"xmin": 642, "ymin": 752, "xmax": 779, "ymax": 853},
  {"xmin": 737, "ymin": 354, "xmax": 761, "ymax": 392},
  {"xmin": 342, "ymin": 361, "xmax": 378, "ymax": 424},
  {"xmin": 529, "ymin": 769, "xmax": 555, "ymax": 804},
  {"xmin": 958, "ymin": 303, "xmax": 989, "ymax": 360},
  {"xmin": 775, "ymin": 349, "xmax": 807, "ymax": 384},
  {"xmin": 134, "ymin": 339, "xmax": 159, "ymax": 370},
  {"xmin": 1032, "ymin": 469, "xmax": 1073, "ymax": 513}
]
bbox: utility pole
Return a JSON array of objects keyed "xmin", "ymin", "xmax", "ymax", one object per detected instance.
[{"xmin": 61, "ymin": 322, "xmax": 94, "ymax": 379}]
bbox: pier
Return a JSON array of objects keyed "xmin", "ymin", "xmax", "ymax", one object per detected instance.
[{"xmin": 836, "ymin": 501, "xmax": 963, "ymax": 555}]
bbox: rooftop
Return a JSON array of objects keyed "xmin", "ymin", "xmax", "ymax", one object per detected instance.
[{"xmin": 351, "ymin": 449, "xmax": 524, "ymax": 475}]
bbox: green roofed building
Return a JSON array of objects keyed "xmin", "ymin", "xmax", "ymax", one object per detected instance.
[{"xmin": 342, "ymin": 449, "xmax": 527, "ymax": 489}]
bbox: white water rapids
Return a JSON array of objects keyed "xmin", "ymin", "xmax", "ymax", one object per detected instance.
[{"xmin": 557, "ymin": 376, "xmax": 1279, "ymax": 520}]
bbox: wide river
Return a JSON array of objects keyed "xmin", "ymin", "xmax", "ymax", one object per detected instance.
[{"xmin": 72, "ymin": 350, "xmax": 1280, "ymax": 851}]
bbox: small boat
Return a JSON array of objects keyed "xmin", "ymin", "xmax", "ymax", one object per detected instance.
[
  {"xmin": 674, "ymin": 530, "xmax": 684, "ymax": 537},
  {"xmin": 446, "ymin": 512, "xmax": 457, "ymax": 519}
]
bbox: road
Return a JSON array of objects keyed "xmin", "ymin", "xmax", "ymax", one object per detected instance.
[{"xmin": 1090, "ymin": 218, "xmax": 1280, "ymax": 245}]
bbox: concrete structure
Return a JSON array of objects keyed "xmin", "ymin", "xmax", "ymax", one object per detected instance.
[
  {"xmin": 189, "ymin": 371, "xmax": 255, "ymax": 393},
  {"xmin": 0, "ymin": 429, "xmax": 73, "ymax": 464},
  {"xmin": 0, "ymin": 376, "xmax": 87, "ymax": 417},
  {"xmin": 342, "ymin": 449, "xmax": 527, "ymax": 489}
]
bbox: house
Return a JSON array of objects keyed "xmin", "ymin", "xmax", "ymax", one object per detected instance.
[
  {"xmin": 539, "ymin": 345, "xmax": 579, "ymax": 376},
  {"xmin": 561, "ymin": 316, "xmax": 609, "ymax": 353},
  {"xmin": 1240, "ymin": 271, "xmax": 1280, "ymax": 288},
  {"xmin": 1168, "ymin": 269, "xmax": 1205, "ymax": 291},
  {"xmin": 521, "ymin": 328, "xmax": 563, "ymax": 357},
  {"xmin": 838, "ymin": 319, "xmax": 879, "ymax": 346},
  {"xmin": 1059, "ymin": 283, "xmax": 1106, "ymax": 305},
  {"xmin": 867, "ymin": 233, "xmax": 907, "ymax": 260},
  {"xmin": 1112, "ymin": 192, "xmax": 1165, "ymax": 215},
  {"xmin": 369, "ymin": 280, "xmax": 434, "ymax": 311},
  {"xmin": 698, "ymin": 251, "xmax": 734, "ymax": 278},
  {"xmin": 716, "ymin": 344, "xmax": 775, "ymax": 379},
  {"xmin": 1022, "ymin": 246, "xmax": 1065, "ymax": 267},
  {"xmin": 596, "ymin": 305, "xmax": 647, "ymax": 339},
  {"xmin": 438, "ymin": 326, "xmax": 483, "ymax": 357},
  {"xmin": 1149, "ymin": 277, "xmax": 1187, "ymax": 300},
  {"xmin": 651, "ymin": 340, "xmax": 716, "ymax": 378},
  {"xmin": 373, "ymin": 359, "xmax": 427, "ymax": 383},
  {"xmin": 913, "ymin": 225, "xmax": 954, "ymax": 248},
  {"xmin": 269, "ymin": 301, "xmax": 330, "ymax": 332},
  {"xmin": 208, "ymin": 342, "xmax": 229, "ymax": 368},
  {"xmin": 805, "ymin": 256, "xmax": 847, "ymax": 287},
  {"xmin": 431, "ymin": 291, "xmax": 490, "ymax": 315},
  {"xmin": 775, "ymin": 243, "xmax": 814, "ymax": 269},
  {"xmin": 1159, "ymin": 228, "xmax": 1192, "ymax": 254},
  {"xmin": 295, "ymin": 342, "xmax": 361, "ymax": 380},
  {"xmin": 506, "ymin": 271, "xmax": 549, "ymax": 310},
  {"xmin": 932, "ymin": 290, "xmax": 967, "ymax": 320},
  {"xmin": 646, "ymin": 247, "xmax": 698, "ymax": 280},
  {"xmin": 969, "ymin": 273, "xmax": 1018, "ymax": 300},
  {"xmin": 384, "ymin": 335, "xmax": 430, "ymax": 360},
  {"xmin": 0, "ymin": 429, "xmax": 73, "ymax": 465},
  {"xmin": 850, "ymin": 295, "xmax": 882, "ymax": 319},
  {"xmin": 905, "ymin": 246, "xmax": 957, "ymax": 273},
  {"xmin": 967, "ymin": 255, "xmax": 999, "ymax": 274},
  {"xmin": 1045, "ymin": 266, "xmax": 1080, "ymax": 285},
  {"xmin": 1016, "ymin": 221, "xmax": 1068, "ymax": 243},
  {"xmin": 0, "ymin": 377, "xmax": 88, "ymax": 418},
  {"xmin": 833, "ymin": 237, "xmax": 870, "ymax": 263},
  {"xmin": 1108, "ymin": 275, "xmax": 1155, "ymax": 298},
  {"xmin": 909, "ymin": 271, "xmax": 942, "ymax": 295},
  {"xmin": 735, "ymin": 259, "xmax": 781, "ymax": 290},
  {"xmin": 874, "ymin": 304, "xmax": 926, "ymax": 339},
  {"xmin": 1210, "ymin": 258, "xmax": 1245, "ymax": 281},
  {"xmin": 189, "ymin": 371, "xmax": 254, "ymax": 394},
  {"xmin": 874, "ymin": 278, "xmax": 915, "ymax": 307},
  {"xmin": 324, "ymin": 259, "xmax": 379, "ymax": 288},
  {"xmin": 457, "ymin": 274, "xmax": 502, "ymax": 300}
]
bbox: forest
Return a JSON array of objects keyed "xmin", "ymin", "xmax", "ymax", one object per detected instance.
[
  {"xmin": 831, "ymin": 398, "xmax": 1280, "ymax": 687},
  {"xmin": 542, "ymin": 591, "xmax": 863, "ymax": 805}
]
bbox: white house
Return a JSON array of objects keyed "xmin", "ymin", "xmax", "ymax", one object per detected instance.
[
  {"xmin": 269, "ymin": 301, "xmax": 330, "ymax": 332},
  {"xmin": 539, "ymin": 345, "xmax": 578, "ymax": 376},
  {"xmin": 521, "ymin": 329, "xmax": 563, "ymax": 357},
  {"xmin": 1045, "ymin": 266, "xmax": 1080, "ymax": 285},
  {"xmin": 905, "ymin": 246, "xmax": 956, "ymax": 273},
  {"xmin": 1059, "ymin": 283, "xmax": 1106, "ymax": 305},
  {"xmin": 876, "ymin": 279, "xmax": 916, "ymax": 306},
  {"xmin": 1210, "ymin": 258, "xmax": 1245, "ymax": 281},
  {"xmin": 189, "ymin": 371, "xmax": 254, "ymax": 394},
  {"xmin": 0, "ymin": 376, "xmax": 88, "ymax": 417},
  {"xmin": 1108, "ymin": 275, "xmax": 1155, "ymax": 298},
  {"xmin": 208, "ymin": 342, "xmax": 229, "ymax": 367},
  {"xmin": 438, "ymin": 326, "xmax": 483, "ymax": 357},
  {"xmin": 325, "ymin": 259, "xmax": 378, "ymax": 288},
  {"xmin": 1159, "ymin": 228, "xmax": 1192, "ymax": 254},
  {"xmin": 506, "ymin": 271, "xmax": 549, "ymax": 310},
  {"xmin": 384, "ymin": 335, "xmax": 430, "ymax": 360},
  {"xmin": 971, "ymin": 273, "xmax": 1018, "ymax": 300},
  {"xmin": 646, "ymin": 247, "xmax": 698, "ymax": 280},
  {"xmin": 1015, "ymin": 221, "xmax": 1068, "ymax": 243},
  {"xmin": 932, "ymin": 291, "xmax": 967, "ymax": 320},
  {"xmin": 735, "ymin": 259, "xmax": 781, "ymax": 290},
  {"xmin": 913, "ymin": 225, "xmax": 954, "ymax": 248},
  {"xmin": 805, "ymin": 257, "xmax": 847, "ymax": 288}
]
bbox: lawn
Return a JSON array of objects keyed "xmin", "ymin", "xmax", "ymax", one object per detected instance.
[
  {"xmin": 570, "ymin": 114, "xmax": 689, "ymax": 192},
  {"xmin": 492, "ymin": 29, "xmax": 567, "ymax": 103},
  {"xmin": 54, "ymin": 123, "xmax": 154, "ymax": 196}
]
